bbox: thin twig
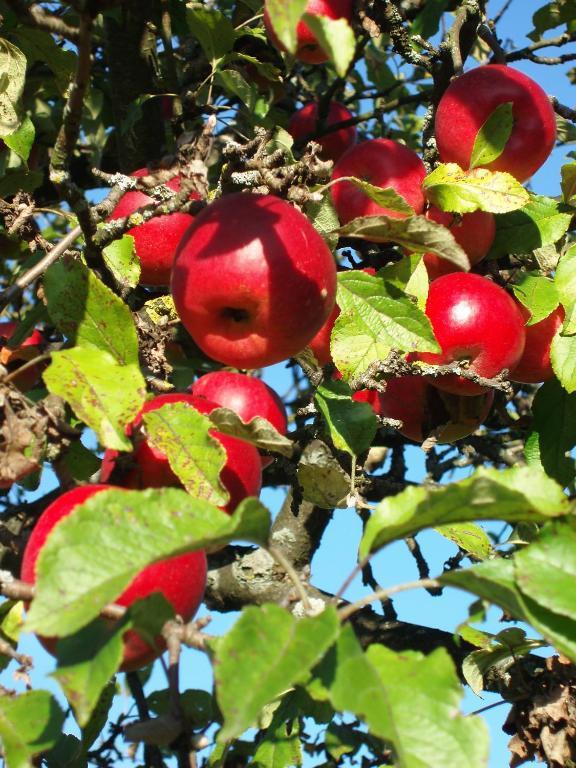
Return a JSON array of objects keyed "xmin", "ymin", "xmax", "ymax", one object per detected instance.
[
  {"xmin": 338, "ymin": 578, "xmax": 442, "ymax": 622},
  {"xmin": 0, "ymin": 225, "xmax": 83, "ymax": 313},
  {"xmin": 5, "ymin": 0, "xmax": 80, "ymax": 41}
]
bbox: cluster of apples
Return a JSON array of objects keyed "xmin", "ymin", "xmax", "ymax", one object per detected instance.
[
  {"xmin": 21, "ymin": 370, "xmax": 289, "ymax": 670},
  {"xmin": 12, "ymin": 0, "xmax": 565, "ymax": 670}
]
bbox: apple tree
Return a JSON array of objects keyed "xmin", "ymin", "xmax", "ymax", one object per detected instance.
[{"xmin": 0, "ymin": 0, "xmax": 575, "ymax": 766}]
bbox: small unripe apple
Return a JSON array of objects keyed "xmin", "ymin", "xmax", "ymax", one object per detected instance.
[
  {"xmin": 288, "ymin": 101, "xmax": 356, "ymax": 161},
  {"xmin": 263, "ymin": 0, "xmax": 354, "ymax": 65},
  {"xmin": 331, "ymin": 139, "xmax": 427, "ymax": 225},
  {"xmin": 101, "ymin": 393, "xmax": 262, "ymax": 513},
  {"xmin": 190, "ymin": 371, "xmax": 288, "ymax": 468},
  {"xmin": 415, "ymin": 273, "xmax": 526, "ymax": 396},
  {"xmin": 435, "ymin": 64, "xmax": 556, "ymax": 182},
  {"xmin": 20, "ymin": 484, "xmax": 207, "ymax": 672},
  {"xmin": 375, "ymin": 375, "xmax": 494, "ymax": 443},
  {"xmin": 423, "ymin": 206, "xmax": 496, "ymax": 280},
  {"xmin": 0, "ymin": 321, "xmax": 45, "ymax": 391},
  {"xmin": 171, "ymin": 193, "xmax": 337, "ymax": 369},
  {"xmin": 108, "ymin": 169, "xmax": 198, "ymax": 286},
  {"xmin": 510, "ymin": 304, "xmax": 565, "ymax": 384}
]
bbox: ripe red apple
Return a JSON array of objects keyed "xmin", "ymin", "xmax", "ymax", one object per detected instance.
[
  {"xmin": 171, "ymin": 193, "xmax": 337, "ymax": 369},
  {"xmin": 510, "ymin": 304, "xmax": 565, "ymax": 384},
  {"xmin": 306, "ymin": 267, "xmax": 376, "ymax": 366},
  {"xmin": 190, "ymin": 371, "xmax": 288, "ymax": 468},
  {"xmin": 288, "ymin": 101, "xmax": 356, "ymax": 161},
  {"xmin": 108, "ymin": 168, "xmax": 198, "ymax": 286},
  {"xmin": 435, "ymin": 64, "xmax": 556, "ymax": 182},
  {"xmin": 415, "ymin": 273, "xmax": 526, "ymax": 396},
  {"xmin": 374, "ymin": 375, "xmax": 494, "ymax": 443},
  {"xmin": 20, "ymin": 484, "xmax": 207, "ymax": 672},
  {"xmin": 0, "ymin": 321, "xmax": 45, "ymax": 391},
  {"xmin": 101, "ymin": 393, "xmax": 262, "ymax": 514},
  {"xmin": 263, "ymin": 0, "xmax": 354, "ymax": 65},
  {"xmin": 423, "ymin": 206, "xmax": 496, "ymax": 280},
  {"xmin": 331, "ymin": 139, "xmax": 427, "ymax": 225}
]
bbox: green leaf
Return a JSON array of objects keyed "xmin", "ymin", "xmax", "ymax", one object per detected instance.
[
  {"xmin": 0, "ymin": 38, "xmax": 26, "ymax": 136},
  {"xmin": 44, "ymin": 257, "xmax": 140, "ymax": 366},
  {"xmin": 52, "ymin": 619, "xmax": 125, "ymax": 728},
  {"xmin": 530, "ymin": 0, "xmax": 576, "ymax": 39},
  {"xmin": 15, "ymin": 27, "xmax": 76, "ymax": 95},
  {"xmin": 102, "ymin": 234, "xmax": 140, "ymax": 289},
  {"xmin": 324, "ymin": 722, "xmax": 366, "ymax": 761},
  {"xmin": 489, "ymin": 194, "xmax": 573, "ymax": 257},
  {"xmin": 423, "ymin": 163, "xmax": 530, "ymax": 214},
  {"xmin": 444, "ymin": 537, "xmax": 576, "ymax": 663},
  {"xmin": 80, "ymin": 681, "xmax": 117, "ymax": 752},
  {"xmin": 469, "ymin": 102, "xmax": 514, "ymax": 170},
  {"xmin": 302, "ymin": 15, "xmax": 355, "ymax": 76},
  {"xmin": 306, "ymin": 194, "xmax": 342, "ymax": 251},
  {"xmin": 462, "ymin": 629, "xmax": 544, "ymax": 696},
  {"xmin": 0, "ymin": 601, "xmax": 23, "ymax": 672},
  {"xmin": 330, "ymin": 177, "xmax": 415, "ymax": 216},
  {"xmin": 253, "ymin": 694, "xmax": 302, "ymax": 768},
  {"xmin": 186, "ymin": 8, "xmax": 235, "ymax": 62},
  {"xmin": 560, "ymin": 161, "xmax": 576, "ymax": 205},
  {"xmin": 555, "ymin": 244, "xmax": 576, "ymax": 334},
  {"xmin": 208, "ymin": 407, "xmax": 294, "ymax": 458},
  {"xmin": 63, "ymin": 440, "xmax": 101, "ymax": 483},
  {"xmin": 0, "ymin": 691, "xmax": 65, "ymax": 768},
  {"xmin": 53, "ymin": 594, "xmax": 171, "ymax": 728},
  {"xmin": 332, "ymin": 270, "xmax": 439, "ymax": 380},
  {"xmin": 297, "ymin": 439, "xmax": 351, "ymax": 509},
  {"xmin": 551, "ymin": 329, "xmax": 576, "ymax": 393},
  {"xmin": 143, "ymin": 402, "xmax": 229, "ymax": 507},
  {"xmin": 530, "ymin": 379, "xmax": 576, "ymax": 486},
  {"xmin": 215, "ymin": 69, "xmax": 256, "ymax": 110},
  {"xmin": 43, "ymin": 347, "xmax": 146, "ymax": 451},
  {"xmin": 410, "ymin": 0, "xmax": 450, "ymax": 37},
  {"xmin": 441, "ymin": 558, "xmax": 529, "ymax": 622},
  {"xmin": 314, "ymin": 379, "xmax": 377, "ymax": 456},
  {"xmin": 0, "ymin": 170, "xmax": 42, "ymax": 198},
  {"xmin": 213, "ymin": 604, "xmax": 339, "ymax": 742},
  {"xmin": 360, "ymin": 466, "xmax": 568, "ymax": 557},
  {"xmin": 263, "ymin": 0, "xmax": 307, "ymax": 54},
  {"xmin": 515, "ymin": 522, "xmax": 576, "ymax": 621},
  {"xmin": 512, "ymin": 273, "xmax": 559, "ymax": 325},
  {"xmin": 26, "ymin": 488, "xmax": 270, "ymax": 637},
  {"xmin": 324, "ymin": 626, "xmax": 489, "ymax": 768},
  {"xmin": 147, "ymin": 689, "xmax": 215, "ymax": 729},
  {"xmin": 337, "ymin": 214, "xmax": 470, "ymax": 270},
  {"xmin": 435, "ymin": 522, "xmax": 494, "ymax": 561},
  {"xmin": 3, "ymin": 115, "xmax": 35, "ymax": 163}
]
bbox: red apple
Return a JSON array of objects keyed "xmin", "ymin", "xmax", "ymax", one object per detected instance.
[
  {"xmin": 101, "ymin": 393, "xmax": 262, "ymax": 514},
  {"xmin": 190, "ymin": 371, "xmax": 288, "ymax": 468},
  {"xmin": 423, "ymin": 206, "xmax": 496, "ymax": 280},
  {"xmin": 415, "ymin": 273, "xmax": 526, "ymax": 396},
  {"xmin": 374, "ymin": 375, "xmax": 494, "ymax": 443},
  {"xmin": 435, "ymin": 64, "xmax": 556, "ymax": 183},
  {"xmin": 263, "ymin": 0, "xmax": 354, "ymax": 65},
  {"xmin": 306, "ymin": 267, "xmax": 376, "ymax": 366},
  {"xmin": 0, "ymin": 321, "xmax": 45, "ymax": 391},
  {"xmin": 108, "ymin": 168, "xmax": 198, "ymax": 286},
  {"xmin": 20, "ymin": 484, "xmax": 207, "ymax": 672},
  {"xmin": 288, "ymin": 101, "xmax": 356, "ymax": 161},
  {"xmin": 171, "ymin": 193, "xmax": 337, "ymax": 369},
  {"xmin": 510, "ymin": 304, "xmax": 565, "ymax": 384},
  {"xmin": 331, "ymin": 139, "xmax": 427, "ymax": 225}
]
